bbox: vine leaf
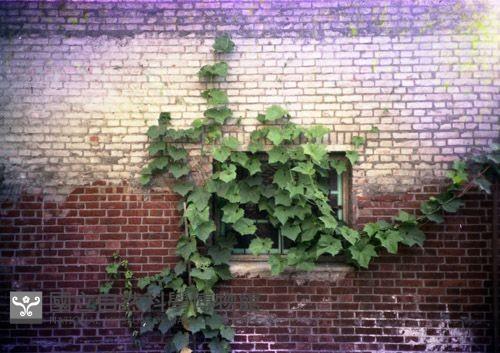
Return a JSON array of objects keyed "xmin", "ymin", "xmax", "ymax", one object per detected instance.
[
  {"xmin": 220, "ymin": 326, "xmax": 235, "ymax": 341},
  {"xmin": 292, "ymin": 161, "xmax": 315, "ymax": 176},
  {"xmin": 346, "ymin": 150, "xmax": 359, "ymax": 165},
  {"xmin": 375, "ymin": 230, "xmax": 402, "ymax": 254},
  {"xmin": 194, "ymin": 221, "xmax": 216, "ymax": 242},
  {"xmin": 222, "ymin": 136, "xmax": 240, "ymax": 150},
  {"xmin": 273, "ymin": 167, "xmax": 292, "ymax": 189},
  {"xmin": 167, "ymin": 146, "xmax": 188, "ymax": 161},
  {"xmin": 394, "ymin": 210, "xmax": 417, "ymax": 224},
  {"xmin": 188, "ymin": 188, "xmax": 211, "ymax": 207},
  {"xmin": 213, "ymin": 146, "xmax": 231, "ymax": 162},
  {"xmin": 218, "ymin": 164, "xmax": 237, "ymax": 183},
  {"xmin": 420, "ymin": 200, "xmax": 439, "ymax": 215},
  {"xmin": 319, "ymin": 214, "xmax": 338, "ymax": 230},
  {"xmin": 330, "ymin": 159, "xmax": 347, "ymax": 174},
  {"xmin": 201, "ymin": 89, "xmax": 229, "ymax": 105},
  {"xmin": 137, "ymin": 276, "xmax": 151, "ymax": 290},
  {"xmin": 274, "ymin": 190, "xmax": 292, "ymax": 206},
  {"xmin": 399, "ymin": 225, "xmax": 425, "ymax": 247},
  {"xmin": 172, "ymin": 332, "xmax": 189, "ymax": 351},
  {"xmin": 304, "ymin": 125, "xmax": 330, "ymax": 141},
  {"xmin": 349, "ymin": 242, "xmax": 377, "ymax": 268},
  {"xmin": 426, "ymin": 213, "xmax": 444, "ymax": 223},
  {"xmin": 316, "ymin": 234, "xmax": 342, "ymax": 257},
  {"xmin": 269, "ymin": 254, "xmax": 287, "ymax": 275},
  {"xmin": 263, "ymin": 105, "xmax": 288, "ymax": 122},
  {"xmin": 239, "ymin": 182, "xmax": 260, "ymax": 203},
  {"xmin": 244, "ymin": 157, "xmax": 261, "ymax": 175},
  {"xmin": 274, "ymin": 206, "xmax": 292, "ymax": 225},
  {"xmin": 268, "ymin": 146, "xmax": 289, "ymax": 164},
  {"xmin": 140, "ymin": 315, "xmax": 158, "ymax": 334},
  {"xmin": 338, "ymin": 226, "xmax": 359, "ymax": 245},
  {"xmin": 206, "ymin": 313, "xmax": 224, "ymax": 329},
  {"xmin": 248, "ymin": 140, "xmax": 264, "ymax": 153},
  {"xmin": 139, "ymin": 174, "xmax": 151, "ymax": 186},
  {"xmin": 281, "ymin": 223, "xmax": 301, "ymax": 241},
  {"xmin": 232, "ymin": 217, "xmax": 257, "ymax": 235},
  {"xmin": 105, "ymin": 263, "xmax": 119, "ymax": 275},
  {"xmin": 447, "ymin": 160, "xmax": 468, "ymax": 185},
  {"xmin": 249, "ymin": 237, "xmax": 273, "ymax": 255},
  {"xmin": 208, "ymin": 246, "xmax": 232, "ymax": 265},
  {"xmin": 159, "ymin": 111, "xmax": 171, "ymax": 124},
  {"xmin": 351, "ymin": 136, "xmax": 365, "ymax": 149},
  {"xmin": 216, "ymin": 182, "xmax": 241, "ymax": 203},
  {"xmin": 221, "ymin": 204, "xmax": 244, "ymax": 224},
  {"xmin": 99, "ymin": 282, "xmax": 113, "ymax": 294},
  {"xmin": 204, "ymin": 107, "xmax": 232, "ymax": 124},
  {"xmin": 190, "ymin": 267, "xmax": 217, "ymax": 281},
  {"xmin": 473, "ymin": 177, "xmax": 491, "ymax": 194},
  {"xmin": 230, "ymin": 151, "xmax": 249, "ymax": 167},
  {"xmin": 363, "ymin": 223, "xmax": 378, "ymax": 237},
  {"xmin": 151, "ymin": 157, "xmax": 169, "ymax": 171},
  {"xmin": 303, "ymin": 143, "xmax": 327, "ymax": 164},
  {"xmin": 267, "ymin": 127, "xmax": 285, "ymax": 145},
  {"xmin": 213, "ymin": 34, "xmax": 235, "ymax": 53},
  {"xmin": 170, "ymin": 163, "xmax": 191, "ymax": 178},
  {"xmin": 135, "ymin": 295, "xmax": 153, "ymax": 312},
  {"xmin": 441, "ymin": 199, "xmax": 464, "ymax": 213},
  {"xmin": 176, "ymin": 237, "xmax": 197, "ymax": 259},
  {"xmin": 148, "ymin": 140, "xmax": 166, "ymax": 155},
  {"xmin": 158, "ymin": 315, "xmax": 176, "ymax": 334},
  {"xmin": 147, "ymin": 125, "xmax": 161, "ymax": 139},
  {"xmin": 172, "ymin": 182, "xmax": 194, "ymax": 197},
  {"xmin": 184, "ymin": 316, "xmax": 205, "ymax": 334},
  {"xmin": 199, "ymin": 62, "xmax": 229, "ymax": 79},
  {"xmin": 208, "ymin": 338, "xmax": 230, "ymax": 353}
]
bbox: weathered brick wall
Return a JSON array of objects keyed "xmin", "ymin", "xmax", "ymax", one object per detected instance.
[{"xmin": 0, "ymin": 1, "xmax": 498, "ymax": 352}]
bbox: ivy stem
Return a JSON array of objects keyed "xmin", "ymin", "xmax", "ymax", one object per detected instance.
[{"xmin": 183, "ymin": 201, "xmax": 192, "ymax": 286}]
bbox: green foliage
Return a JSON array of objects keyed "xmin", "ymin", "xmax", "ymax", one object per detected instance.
[
  {"xmin": 349, "ymin": 241, "xmax": 377, "ymax": 268},
  {"xmin": 345, "ymin": 150, "xmax": 359, "ymax": 165},
  {"xmin": 330, "ymin": 159, "xmax": 347, "ymax": 174},
  {"xmin": 447, "ymin": 160, "xmax": 468, "ymax": 186},
  {"xmin": 213, "ymin": 34, "xmax": 235, "ymax": 53},
  {"xmin": 249, "ymin": 237, "xmax": 274, "ymax": 255},
  {"xmin": 316, "ymin": 234, "xmax": 342, "ymax": 257},
  {"xmin": 258, "ymin": 105, "xmax": 288, "ymax": 122},
  {"xmin": 269, "ymin": 255, "xmax": 287, "ymax": 275},
  {"xmin": 204, "ymin": 107, "xmax": 232, "ymax": 124},
  {"xmin": 201, "ymin": 89, "xmax": 229, "ymax": 105},
  {"xmin": 199, "ymin": 62, "xmax": 229, "ymax": 79},
  {"xmin": 351, "ymin": 136, "xmax": 365, "ymax": 149},
  {"xmin": 109, "ymin": 33, "xmax": 500, "ymax": 353}
]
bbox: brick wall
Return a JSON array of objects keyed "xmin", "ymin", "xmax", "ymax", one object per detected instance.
[{"xmin": 0, "ymin": 1, "xmax": 498, "ymax": 352}]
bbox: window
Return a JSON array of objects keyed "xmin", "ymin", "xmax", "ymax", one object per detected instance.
[{"xmin": 213, "ymin": 153, "xmax": 350, "ymax": 255}]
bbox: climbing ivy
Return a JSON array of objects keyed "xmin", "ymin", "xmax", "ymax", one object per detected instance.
[{"xmin": 103, "ymin": 34, "xmax": 500, "ymax": 353}]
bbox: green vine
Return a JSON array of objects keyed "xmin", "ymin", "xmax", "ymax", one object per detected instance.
[
  {"xmin": 102, "ymin": 34, "xmax": 500, "ymax": 353},
  {"xmin": 101, "ymin": 253, "xmax": 135, "ymax": 331}
]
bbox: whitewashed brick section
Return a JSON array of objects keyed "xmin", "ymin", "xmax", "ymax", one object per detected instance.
[{"xmin": 0, "ymin": 6, "xmax": 499, "ymax": 198}]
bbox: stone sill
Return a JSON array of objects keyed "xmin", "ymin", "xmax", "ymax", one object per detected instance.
[{"xmin": 229, "ymin": 255, "xmax": 354, "ymax": 284}]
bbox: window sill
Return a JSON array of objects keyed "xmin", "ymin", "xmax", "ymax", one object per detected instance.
[{"xmin": 229, "ymin": 255, "xmax": 354, "ymax": 284}]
